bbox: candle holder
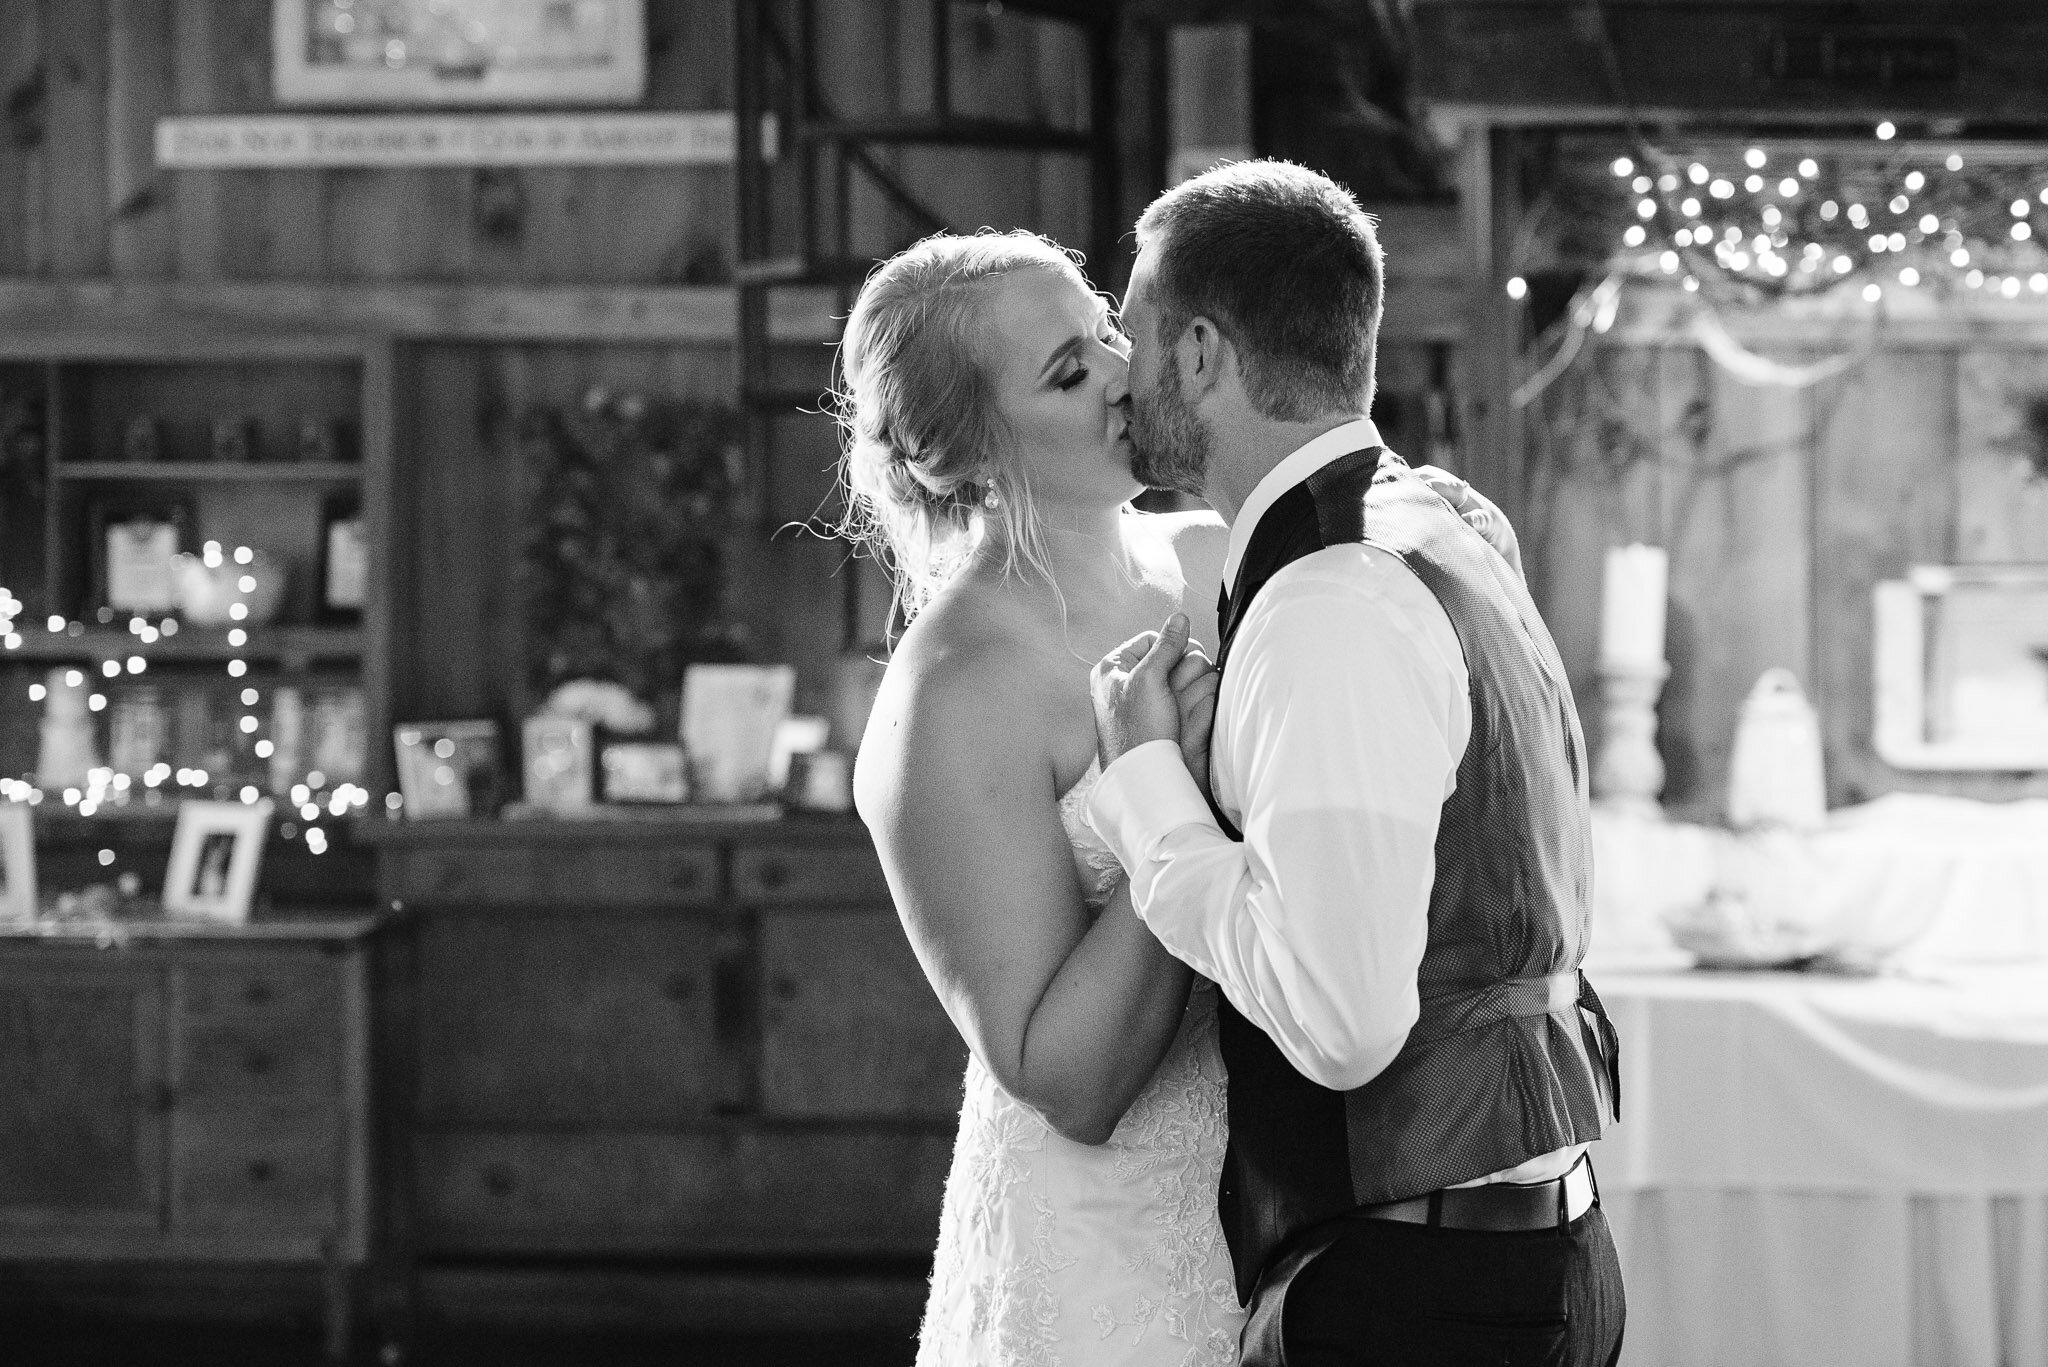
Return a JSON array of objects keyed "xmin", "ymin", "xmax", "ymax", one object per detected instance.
[{"xmin": 1592, "ymin": 658, "xmax": 1669, "ymax": 817}]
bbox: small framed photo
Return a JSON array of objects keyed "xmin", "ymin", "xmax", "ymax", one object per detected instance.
[
  {"xmin": 0, "ymin": 804, "xmax": 36, "ymax": 923},
  {"xmin": 601, "ymin": 740, "xmax": 688, "ymax": 804},
  {"xmin": 164, "ymin": 799, "xmax": 275, "ymax": 924},
  {"xmin": 394, "ymin": 719, "xmax": 503, "ymax": 820}
]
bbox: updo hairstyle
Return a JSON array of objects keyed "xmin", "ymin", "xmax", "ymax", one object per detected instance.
[{"xmin": 834, "ymin": 230, "xmax": 1090, "ymax": 619}]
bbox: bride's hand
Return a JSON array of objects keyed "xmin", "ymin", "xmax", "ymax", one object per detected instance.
[
  {"xmin": 1167, "ymin": 644, "xmax": 1219, "ymax": 804},
  {"xmin": 1414, "ymin": 465, "xmax": 1524, "ymax": 582}
]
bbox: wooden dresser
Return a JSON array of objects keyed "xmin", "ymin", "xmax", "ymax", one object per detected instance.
[
  {"xmin": 363, "ymin": 814, "xmax": 964, "ymax": 1333},
  {"xmin": 0, "ymin": 912, "xmax": 392, "ymax": 1358}
]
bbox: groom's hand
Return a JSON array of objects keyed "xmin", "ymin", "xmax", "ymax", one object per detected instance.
[
  {"xmin": 1091, "ymin": 614, "xmax": 1191, "ymax": 770},
  {"xmin": 1167, "ymin": 643, "xmax": 1219, "ymax": 804},
  {"xmin": 1415, "ymin": 465, "xmax": 1525, "ymax": 581}
]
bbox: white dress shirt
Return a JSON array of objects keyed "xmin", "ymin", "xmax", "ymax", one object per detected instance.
[{"xmin": 1088, "ymin": 419, "xmax": 1581, "ymax": 1187}]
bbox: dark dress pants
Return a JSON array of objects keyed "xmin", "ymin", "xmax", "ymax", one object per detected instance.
[{"xmin": 1248, "ymin": 1205, "xmax": 1626, "ymax": 1367}]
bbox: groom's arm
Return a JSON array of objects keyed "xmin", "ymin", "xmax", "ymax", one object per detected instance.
[{"xmin": 1086, "ymin": 548, "xmax": 1469, "ymax": 1092}]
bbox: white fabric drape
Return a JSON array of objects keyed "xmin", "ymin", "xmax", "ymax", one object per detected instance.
[{"xmin": 1598, "ymin": 968, "xmax": 2048, "ymax": 1365}]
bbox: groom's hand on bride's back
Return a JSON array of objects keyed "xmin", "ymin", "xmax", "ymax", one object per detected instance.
[
  {"xmin": 1415, "ymin": 465, "xmax": 1525, "ymax": 581},
  {"xmin": 1092, "ymin": 614, "xmax": 1198, "ymax": 772}
]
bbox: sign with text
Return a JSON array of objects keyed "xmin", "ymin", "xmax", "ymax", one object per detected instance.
[{"xmin": 154, "ymin": 112, "xmax": 773, "ymax": 168}]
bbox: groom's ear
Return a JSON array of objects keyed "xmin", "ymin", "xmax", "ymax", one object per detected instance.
[{"xmin": 1179, "ymin": 315, "xmax": 1227, "ymax": 400}]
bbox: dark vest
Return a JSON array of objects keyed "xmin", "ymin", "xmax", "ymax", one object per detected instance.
[{"xmin": 1211, "ymin": 447, "xmax": 1620, "ymax": 1302}]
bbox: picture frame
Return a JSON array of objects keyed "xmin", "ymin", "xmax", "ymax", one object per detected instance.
[
  {"xmin": 394, "ymin": 719, "xmax": 503, "ymax": 819},
  {"xmin": 0, "ymin": 804, "xmax": 36, "ymax": 923},
  {"xmin": 272, "ymin": 0, "xmax": 647, "ymax": 107},
  {"xmin": 1874, "ymin": 565, "xmax": 2048, "ymax": 771},
  {"xmin": 164, "ymin": 799, "xmax": 275, "ymax": 924},
  {"xmin": 90, "ymin": 497, "xmax": 192, "ymax": 617}
]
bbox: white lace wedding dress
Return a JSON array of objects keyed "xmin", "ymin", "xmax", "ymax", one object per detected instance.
[{"xmin": 915, "ymin": 761, "xmax": 1244, "ymax": 1367}]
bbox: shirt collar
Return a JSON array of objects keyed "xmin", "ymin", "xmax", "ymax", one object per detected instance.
[{"xmin": 1220, "ymin": 418, "xmax": 1385, "ymax": 589}]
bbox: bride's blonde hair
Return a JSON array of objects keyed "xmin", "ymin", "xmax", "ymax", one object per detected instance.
[{"xmin": 834, "ymin": 230, "xmax": 1089, "ymax": 620}]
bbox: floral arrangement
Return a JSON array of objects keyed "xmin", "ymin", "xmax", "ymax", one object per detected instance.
[{"xmin": 519, "ymin": 387, "xmax": 748, "ymax": 708}]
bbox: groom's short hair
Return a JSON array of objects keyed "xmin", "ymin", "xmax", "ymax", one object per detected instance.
[{"xmin": 1135, "ymin": 160, "xmax": 1383, "ymax": 422}]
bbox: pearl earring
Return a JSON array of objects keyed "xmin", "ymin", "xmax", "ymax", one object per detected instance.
[{"xmin": 983, "ymin": 484, "xmax": 1000, "ymax": 510}]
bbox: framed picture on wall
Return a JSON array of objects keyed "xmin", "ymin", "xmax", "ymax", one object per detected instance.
[
  {"xmin": 272, "ymin": 0, "xmax": 647, "ymax": 106},
  {"xmin": 164, "ymin": 799, "xmax": 275, "ymax": 924},
  {"xmin": 0, "ymin": 804, "xmax": 35, "ymax": 923}
]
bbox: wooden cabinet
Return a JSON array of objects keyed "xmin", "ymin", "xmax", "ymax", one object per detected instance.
[
  {"xmin": 0, "ymin": 325, "xmax": 396, "ymax": 805},
  {"xmin": 0, "ymin": 916, "xmax": 389, "ymax": 1356},
  {"xmin": 368, "ymin": 817, "xmax": 964, "ymax": 1288}
]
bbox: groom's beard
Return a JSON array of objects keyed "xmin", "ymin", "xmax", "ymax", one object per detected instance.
[{"xmin": 1128, "ymin": 363, "xmax": 1212, "ymax": 498}]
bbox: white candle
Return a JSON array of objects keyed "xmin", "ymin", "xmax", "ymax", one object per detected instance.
[{"xmin": 1599, "ymin": 543, "xmax": 1669, "ymax": 670}]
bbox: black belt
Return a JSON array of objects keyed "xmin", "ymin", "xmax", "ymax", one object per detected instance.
[{"xmin": 1352, "ymin": 1154, "xmax": 1597, "ymax": 1233}]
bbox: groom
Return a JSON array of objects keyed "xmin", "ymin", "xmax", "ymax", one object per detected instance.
[{"xmin": 1087, "ymin": 160, "xmax": 1625, "ymax": 1366}]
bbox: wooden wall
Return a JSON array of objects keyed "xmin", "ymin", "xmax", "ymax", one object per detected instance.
[
  {"xmin": 0, "ymin": 0, "xmax": 1123, "ymax": 727},
  {"xmin": 1531, "ymin": 306, "xmax": 2048, "ymax": 821}
]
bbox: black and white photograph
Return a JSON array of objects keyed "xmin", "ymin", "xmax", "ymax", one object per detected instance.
[
  {"xmin": 161, "ymin": 798, "xmax": 276, "ymax": 923},
  {"xmin": 3, "ymin": 3, "xmax": 2048, "ymax": 1366}
]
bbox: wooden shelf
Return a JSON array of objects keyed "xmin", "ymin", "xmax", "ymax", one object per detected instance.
[
  {"xmin": 53, "ymin": 461, "xmax": 364, "ymax": 482},
  {"xmin": 4, "ymin": 624, "xmax": 363, "ymax": 664}
]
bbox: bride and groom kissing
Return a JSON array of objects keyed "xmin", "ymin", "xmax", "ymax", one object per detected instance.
[{"xmin": 845, "ymin": 160, "xmax": 1624, "ymax": 1367}]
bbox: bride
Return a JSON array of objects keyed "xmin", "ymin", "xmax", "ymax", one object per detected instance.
[{"xmin": 841, "ymin": 230, "xmax": 1505, "ymax": 1367}]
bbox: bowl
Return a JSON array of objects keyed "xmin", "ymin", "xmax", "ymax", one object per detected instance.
[{"xmin": 173, "ymin": 551, "xmax": 286, "ymax": 626}]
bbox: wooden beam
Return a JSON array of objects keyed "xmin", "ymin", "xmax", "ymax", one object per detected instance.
[
  {"xmin": 1412, "ymin": 2, "xmax": 2048, "ymax": 126},
  {"xmin": 0, "ymin": 278, "xmax": 844, "ymax": 344},
  {"xmin": 1458, "ymin": 125, "xmax": 1527, "ymax": 523}
]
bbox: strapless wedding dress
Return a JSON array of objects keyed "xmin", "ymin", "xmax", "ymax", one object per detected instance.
[{"xmin": 915, "ymin": 761, "xmax": 1243, "ymax": 1367}]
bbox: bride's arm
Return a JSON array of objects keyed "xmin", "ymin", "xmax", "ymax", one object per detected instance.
[{"xmin": 856, "ymin": 648, "xmax": 1192, "ymax": 1146}]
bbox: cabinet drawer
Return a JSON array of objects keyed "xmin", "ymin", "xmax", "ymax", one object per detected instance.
[
  {"xmin": 555, "ymin": 848, "xmax": 722, "ymax": 907},
  {"xmin": 386, "ymin": 847, "xmax": 540, "ymax": 904},
  {"xmin": 416, "ymin": 913, "xmax": 744, "ymax": 1126},
  {"xmin": 178, "ymin": 1012, "xmax": 341, "ymax": 1101},
  {"xmin": 388, "ymin": 847, "xmax": 722, "ymax": 907},
  {"xmin": 761, "ymin": 910, "xmax": 965, "ymax": 1120},
  {"xmin": 732, "ymin": 845, "xmax": 890, "ymax": 905},
  {"xmin": 416, "ymin": 1129, "xmax": 951, "ymax": 1257},
  {"xmin": 172, "ymin": 1105, "xmax": 341, "ymax": 1231}
]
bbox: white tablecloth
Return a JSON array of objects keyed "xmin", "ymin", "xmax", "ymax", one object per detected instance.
[{"xmin": 1596, "ymin": 968, "xmax": 2048, "ymax": 1367}]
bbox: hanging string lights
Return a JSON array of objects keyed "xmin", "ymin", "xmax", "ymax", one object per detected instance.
[{"xmin": 1600, "ymin": 129, "xmax": 2048, "ymax": 303}]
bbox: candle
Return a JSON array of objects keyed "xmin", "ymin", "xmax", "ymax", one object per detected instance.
[{"xmin": 1599, "ymin": 543, "xmax": 1669, "ymax": 670}]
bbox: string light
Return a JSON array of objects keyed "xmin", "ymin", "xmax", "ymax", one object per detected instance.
[{"xmin": 1876, "ymin": 121, "xmax": 1897, "ymax": 140}]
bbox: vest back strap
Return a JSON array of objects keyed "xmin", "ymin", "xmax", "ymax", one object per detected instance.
[{"xmin": 1407, "ymin": 971, "xmax": 1583, "ymax": 1049}]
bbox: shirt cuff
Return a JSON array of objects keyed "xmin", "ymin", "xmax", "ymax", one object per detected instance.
[{"xmin": 1085, "ymin": 739, "xmax": 1222, "ymax": 875}]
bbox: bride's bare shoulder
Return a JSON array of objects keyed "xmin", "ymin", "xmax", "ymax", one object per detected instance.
[{"xmin": 859, "ymin": 578, "xmax": 1059, "ymax": 780}]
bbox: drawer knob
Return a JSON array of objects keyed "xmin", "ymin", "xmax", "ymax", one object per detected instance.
[
  {"xmin": 244, "ymin": 982, "xmax": 273, "ymax": 1006},
  {"xmin": 245, "ymin": 1049, "xmax": 274, "ymax": 1076},
  {"xmin": 249, "ymin": 1159, "xmax": 276, "ymax": 1183},
  {"xmin": 756, "ymin": 861, "xmax": 788, "ymax": 890},
  {"xmin": 771, "ymin": 976, "xmax": 799, "ymax": 1002},
  {"xmin": 668, "ymin": 864, "xmax": 700, "ymax": 891},
  {"xmin": 482, "ymin": 1164, "xmax": 516, "ymax": 1197}
]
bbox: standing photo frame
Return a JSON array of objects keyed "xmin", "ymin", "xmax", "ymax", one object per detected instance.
[
  {"xmin": 0, "ymin": 804, "xmax": 35, "ymax": 923},
  {"xmin": 164, "ymin": 799, "xmax": 276, "ymax": 924}
]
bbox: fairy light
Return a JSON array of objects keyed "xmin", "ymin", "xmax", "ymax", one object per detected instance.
[
  {"xmin": 1611, "ymin": 156, "xmax": 1634, "ymax": 177},
  {"xmin": 1505, "ymin": 276, "xmax": 1528, "ymax": 300},
  {"xmin": 1899, "ymin": 267, "xmax": 1921, "ymax": 286},
  {"xmin": 1744, "ymin": 174, "xmax": 1764, "ymax": 193},
  {"xmin": 1744, "ymin": 148, "xmax": 1766, "ymax": 169},
  {"xmin": 1876, "ymin": 121, "xmax": 1897, "ymax": 140},
  {"xmin": 1779, "ymin": 178, "xmax": 1799, "ymax": 197}
]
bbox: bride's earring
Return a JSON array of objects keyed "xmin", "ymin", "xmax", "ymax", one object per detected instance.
[{"xmin": 983, "ymin": 483, "xmax": 1000, "ymax": 510}]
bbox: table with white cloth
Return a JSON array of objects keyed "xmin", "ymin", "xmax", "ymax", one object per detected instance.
[
  {"xmin": 1582, "ymin": 795, "xmax": 2048, "ymax": 1367},
  {"xmin": 1593, "ymin": 965, "xmax": 2048, "ymax": 1367}
]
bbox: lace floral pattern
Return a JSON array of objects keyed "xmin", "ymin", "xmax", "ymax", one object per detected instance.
[{"xmin": 916, "ymin": 765, "xmax": 1243, "ymax": 1367}]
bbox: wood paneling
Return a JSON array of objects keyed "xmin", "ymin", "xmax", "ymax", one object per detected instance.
[
  {"xmin": 414, "ymin": 910, "xmax": 741, "ymax": 1127},
  {"xmin": 415, "ymin": 1128, "xmax": 953, "ymax": 1256},
  {"xmin": 1811, "ymin": 352, "xmax": 1957, "ymax": 806},
  {"xmin": 1534, "ymin": 328, "xmax": 2048, "ymax": 819},
  {"xmin": 759, "ymin": 908, "xmax": 965, "ymax": 1120},
  {"xmin": 0, "ymin": 967, "xmax": 163, "ymax": 1228}
]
